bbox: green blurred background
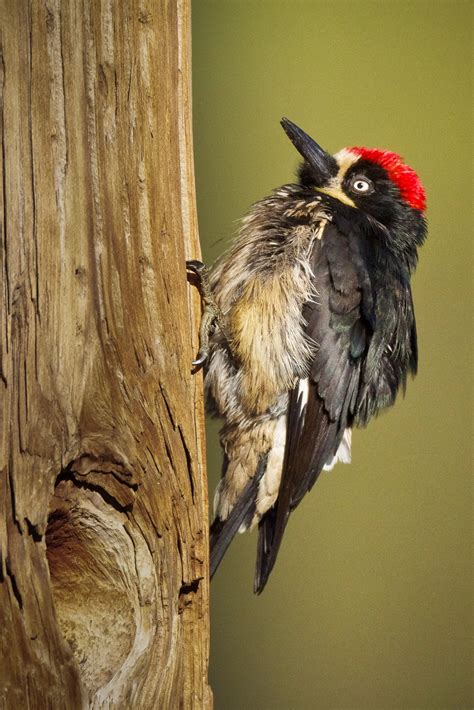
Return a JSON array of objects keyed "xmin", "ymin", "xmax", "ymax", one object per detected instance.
[{"xmin": 192, "ymin": 1, "xmax": 473, "ymax": 707}]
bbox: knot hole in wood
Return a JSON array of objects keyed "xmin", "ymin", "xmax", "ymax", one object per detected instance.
[{"xmin": 45, "ymin": 456, "xmax": 156, "ymax": 700}]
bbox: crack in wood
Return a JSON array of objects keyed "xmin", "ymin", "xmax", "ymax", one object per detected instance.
[
  {"xmin": 178, "ymin": 424, "xmax": 195, "ymax": 502},
  {"xmin": 27, "ymin": 1, "xmax": 40, "ymax": 324},
  {"xmin": 8, "ymin": 463, "xmax": 22, "ymax": 535},
  {"xmin": 24, "ymin": 517, "xmax": 42, "ymax": 542},
  {"xmin": 178, "ymin": 577, "xmax": 203, "ymax": 614},
  {"xmin": 5, "ymin": 555, "xmax": 23, "ymax": 610},
  {"xmin": 54, "ymin": 463, "xmax": 136, "ymax": 515},
  {"xmin": 159, "ymin": 381, "xmax": 177, "ymax": 429},
  {"xmin": 0, "ymin": 48, "xmax": 11, "ymax": 354}
]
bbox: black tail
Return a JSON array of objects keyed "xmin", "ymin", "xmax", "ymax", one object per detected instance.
[
  {"xmin": 210, "ymin": 455, "xmax": 267, "ymax": 579},
  {"xmin": 254, "ymin": 386, "xmax": 342, "ymax": 594}
]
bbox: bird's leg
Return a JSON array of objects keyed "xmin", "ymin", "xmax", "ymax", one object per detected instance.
[{"xmin": 186, "ymin": 260, "xmax": 223, "ymax": 370}]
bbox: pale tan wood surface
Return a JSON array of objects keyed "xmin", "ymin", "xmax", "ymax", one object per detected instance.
[{"xmin": 0, "ymin": 1, "xmax": 211, "ymax": 706}]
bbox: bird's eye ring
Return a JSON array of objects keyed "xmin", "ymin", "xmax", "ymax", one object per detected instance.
[{"xmin": 349, "ymin": 176, "xmax": 374, "ymax": 194}]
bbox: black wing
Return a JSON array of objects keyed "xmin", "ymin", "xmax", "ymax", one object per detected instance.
[{"xmin": 255, "ymin": 221, "xmax": 375, "ymax": 593}]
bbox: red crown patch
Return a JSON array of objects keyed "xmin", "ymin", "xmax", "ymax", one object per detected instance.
[{"xmin": 349, "ymin": 147, "xmax": 426, "ymax": 212}]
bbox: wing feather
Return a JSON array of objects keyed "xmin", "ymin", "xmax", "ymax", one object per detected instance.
[{"xmin": 255, "ymin": 222, "xmax": 374, "ymax": 593}]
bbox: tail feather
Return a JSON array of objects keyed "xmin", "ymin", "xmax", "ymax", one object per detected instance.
[
  {"xmin": 210, "ymin": 455, "xmax": 267, "ymax": 579},
  {"xmin": 254, "ymin": 506, "xmax": 277, "ymax": 593},
  {"xmin": 254, "ymin": 385, "xmax": 342, "ymax": 594}
]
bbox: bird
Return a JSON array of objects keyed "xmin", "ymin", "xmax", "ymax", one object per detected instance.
[{"xmin": 187, "ymin": 117, "xmax": 427, "ymax": 594}]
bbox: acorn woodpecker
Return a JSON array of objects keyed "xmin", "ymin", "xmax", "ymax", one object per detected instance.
[{"xmin": 188, "ymin": 118, "xmax": 427, "ymax": 593}]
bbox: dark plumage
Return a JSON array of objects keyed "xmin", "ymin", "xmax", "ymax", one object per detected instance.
[{"xmin": 203, "ymin": 119, "xmax": 427, "ymax": 593}]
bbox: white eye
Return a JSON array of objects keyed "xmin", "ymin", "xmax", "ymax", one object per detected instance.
[
  {"xmin": 351, "ymin": 178, "xmax": 372, "ymax": 193},
  {"xmin": 354, "ymin": 179, "xmax": 370, "ymax": 191}
]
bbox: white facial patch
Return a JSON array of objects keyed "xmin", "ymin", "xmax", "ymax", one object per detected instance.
[
  {"xmin": 333, "ymin": 148, "xmax": 360, "ymax": 179},
  {"xmin": 314, "ymin": 148, "xmax": 360, "ymax": 208}
]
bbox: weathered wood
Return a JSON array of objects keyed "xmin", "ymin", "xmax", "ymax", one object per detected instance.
[{"xmin": 0, "ymin": 0, "xmax": 211, "ymax": 706}]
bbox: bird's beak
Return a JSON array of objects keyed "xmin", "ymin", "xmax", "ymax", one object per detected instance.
[{"xmin": 281, "ymin": 117, "xmax": 338, "ymax": 183}]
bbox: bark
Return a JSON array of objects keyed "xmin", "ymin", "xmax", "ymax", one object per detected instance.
[{"xmin": 0, "ymin": 1, "xmax": 211, "ymax": 707}]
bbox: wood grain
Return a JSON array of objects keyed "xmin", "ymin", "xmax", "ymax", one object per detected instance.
[{"xmin": 0, "ymin": 0, "xmax": 211, "ymax": 706}]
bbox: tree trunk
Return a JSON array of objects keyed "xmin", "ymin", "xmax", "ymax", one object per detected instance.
[{"xmin": 0, "ymin": 0, "xmax": 211, "ymax": 707}]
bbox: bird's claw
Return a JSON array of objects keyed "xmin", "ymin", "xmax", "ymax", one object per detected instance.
[
  {"xmin": 192, "ymin": 348, "xmax": 209, "ymax": 370},
  {"xmin": 186, "ymin": 259, "xmax": 206, "ymax": 276},
  {"xmin": 186, "ymin": 261, "xmax": 209, "ymax": 295},
  {"xmin": 187, "ymin": 258, "xmax": 221, "ymax": 372}
]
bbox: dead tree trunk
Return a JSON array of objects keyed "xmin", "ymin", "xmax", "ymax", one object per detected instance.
[{"xmin": 0, "ymin": 0, "xmax": 211, "ymax": 707}]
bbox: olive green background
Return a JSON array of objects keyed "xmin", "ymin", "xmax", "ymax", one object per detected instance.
[{"xmin": 192, "ymin": 1, "xmax": 473, "ymax": 708}]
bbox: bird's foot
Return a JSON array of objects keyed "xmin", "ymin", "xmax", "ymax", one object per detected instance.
[
  {"xmin": 186, "ymin": 260, "xmax": 222, "ymax": 371},
  {"xmin": 186, "ymin": 260, "xmax": 207, "ymax": 289}
]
